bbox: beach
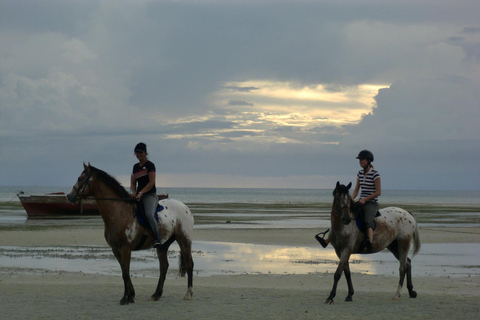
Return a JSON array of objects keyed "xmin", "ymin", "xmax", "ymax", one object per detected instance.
[{"xmin": 1, "ymin": 226, "xmax": 479, "ymax": 320}]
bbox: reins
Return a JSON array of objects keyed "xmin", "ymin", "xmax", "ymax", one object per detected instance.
[{"xmin": 95, "ymin": 197, "xmax": 137, "ymax": 203}]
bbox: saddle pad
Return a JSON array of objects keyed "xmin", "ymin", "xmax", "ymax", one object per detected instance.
[{"xmin": 136, "ymin": 203, "xmax": 164, "ymax": 228}]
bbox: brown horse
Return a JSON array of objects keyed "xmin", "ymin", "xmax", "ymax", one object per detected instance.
[
  {"xmin": 67, "ymin": 163, "xmax": 194, "ymax": 305},
  {"xmin": 325, "ymin": 182, "xmax": 420, "ymax": 304}
]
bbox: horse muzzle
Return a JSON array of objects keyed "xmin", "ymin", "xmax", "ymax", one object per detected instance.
[
  {"xmin": 342, "ymin": 216, "xmax": 352, "ymax": 225},
  {"xmin": 66, "ymin": 191, "xmax": 78, "ymax": 203}
]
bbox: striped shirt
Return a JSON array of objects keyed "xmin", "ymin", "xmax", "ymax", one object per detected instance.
[{"xmin": 357, "ymin": 167, "xmax": 380, "ymax": 202}]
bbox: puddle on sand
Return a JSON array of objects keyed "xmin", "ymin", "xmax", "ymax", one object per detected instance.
[{"xmin": 1, "ymin": 242, "xmax": 478, "ymax": 278}]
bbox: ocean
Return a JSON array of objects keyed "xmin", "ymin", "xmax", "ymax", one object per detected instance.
[
  {"xmin": 1, "ymin": 186, "xmax": 479, "ymax": 278},
  {"xmin": 3, "ymin": 185, "xmax": 480, "ymax": 205},
  {"xmin": 1, "ymin": 186, "xmax": 480, "ymax": 228}
]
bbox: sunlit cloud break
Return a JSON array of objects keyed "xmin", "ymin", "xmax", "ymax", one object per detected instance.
[
  {"xmin": 216, "ymin": 80, "xmax": 388, "ymax": 126},
  {"xmin": 158, "ymin": 80, "xmax": 388, "ymax": 147}
]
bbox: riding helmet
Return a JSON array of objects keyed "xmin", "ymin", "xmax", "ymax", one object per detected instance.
[
  {"xmin": 356, "ymin": 150, "xmax": 374, "ymax": 162},
  {"xmin": 134, "ymin": 142, "xmax": 147, "ymax": 153}
]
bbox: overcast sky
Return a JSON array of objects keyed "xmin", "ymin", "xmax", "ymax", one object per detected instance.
[{"xmin": 1, "ymin": 0, "xmax": 479, "ymax": 190}]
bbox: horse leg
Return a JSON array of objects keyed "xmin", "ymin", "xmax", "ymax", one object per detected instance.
[
  {"xmin": 392, "ymin": 240, "xmax": 410, "ymax": 300},
  {"xmin": 406, "ymin": 257, "xmax": 417, "ymax": 298},
  {"xmin": 326, "ymin": 253, "xmax": 350, "ymax": 304},
  {"xmin": 344, "ymin": 261, "xmax": 354, "ymax": 302},
  {"xmin": 151, "ymin": 240, "xmax": 173, "ymax": 301},
  {"xmin": 177, "ymin": 236, "xmax": 194, "ymax": 300},
  {"xmin": 112, "ymin": 247, "xmax": 135, "ymax": 305},
  {"xmin": 182, "ymin": 248, "xmax": 194, "ymax": 300}
]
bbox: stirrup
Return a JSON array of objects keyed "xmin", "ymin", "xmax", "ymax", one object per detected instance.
[
  {"xmin": 360, "ymin": 239, "xmax": 372, "ymax": 253},
  {"xmin": 315, "ymin": 228, "xmax": 330, "ymax": 248}
]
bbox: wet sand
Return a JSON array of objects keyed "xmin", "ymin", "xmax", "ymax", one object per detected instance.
[{"xmin": 1, "ymin": 226, "xmax": 479, "ymax": 319}]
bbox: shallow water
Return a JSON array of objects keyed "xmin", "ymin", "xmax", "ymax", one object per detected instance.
[
  {"xmin": 0, "ymin": 242, "xmax": 478, "ymax": 278},
  {"xmin": 1, "ymin": 187, "xmax": 479, "ymax": 279}
]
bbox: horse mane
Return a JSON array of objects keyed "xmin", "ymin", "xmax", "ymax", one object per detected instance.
[{"xmin": 90, "ymin": 166, "xmax": 130, "ymax": 198}]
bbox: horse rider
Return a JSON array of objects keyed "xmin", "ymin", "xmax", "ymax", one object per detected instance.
[
  {"xmin": 316, "ymin": 150, "xmax": 382, "ymax": 251},
  {"xmin": 130, "ymin": 142, "xmax": 162, "ymax": 248}
]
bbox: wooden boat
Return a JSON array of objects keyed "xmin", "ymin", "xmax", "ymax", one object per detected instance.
[{"xmin": 17, "ymin": 191, "xmax": 168, "ymax": 218}]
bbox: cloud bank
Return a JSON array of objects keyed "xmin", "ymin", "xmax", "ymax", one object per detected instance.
[{"xmin": 1, "ymin": 0, "xmax": 479, "ymax": 190}]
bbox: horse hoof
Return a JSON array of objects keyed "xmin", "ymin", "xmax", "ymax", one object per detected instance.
[
  {"xmin": 325, "ymin": 299, "xmax": 334, "ymax": 305},
  {"xmin": 183, "ymin": 291, "xmax": 193, "ymax": 301},
  {"xmin": 409, "ymin": 291, "xmax": 417, "ymax": 298},
  {"xmin": 120, "ymin": 297, "xmax": 133, "ymax": 305},
  {"xmin": 345, "ymin": 297, "xmax": 353, "ymax": 302}
]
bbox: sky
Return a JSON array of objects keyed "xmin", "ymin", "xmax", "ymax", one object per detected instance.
[{"xmin": 1, "ymin": 0, "xmax": 479, "ymax": 190}]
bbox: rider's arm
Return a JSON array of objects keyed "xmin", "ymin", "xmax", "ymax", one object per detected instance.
[
  {"xmin": 352, "ymin": 178, "xmax": 360, "ymax": 199},
  {"xmin": 130, "ymin": 174, "xmax": 136, "ymax": 196}
]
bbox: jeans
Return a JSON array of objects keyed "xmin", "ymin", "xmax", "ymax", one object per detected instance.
[{"xmin": 141, "ymin": 192, "xmax": 161, "ymax": 241}]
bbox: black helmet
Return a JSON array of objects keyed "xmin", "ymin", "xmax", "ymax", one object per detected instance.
[
  {"xmin": 356, "ymin": 150, "xmax": 374, "ymax": 162},
  {"xmin": 134, "ymin": 142, "xmax": 147, "ymax": 153}
]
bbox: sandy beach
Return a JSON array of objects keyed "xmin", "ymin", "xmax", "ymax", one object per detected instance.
[{"xmin": 1, "ymin": 226, "xmax": 479, "ymax": 319}]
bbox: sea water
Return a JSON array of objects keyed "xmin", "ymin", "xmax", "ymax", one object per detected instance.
[
  {"xmin": 2, "ymin": 186, "xmax": 480, "ymax": 205},
  {"xmin": 0, "ymin": 186, "xmax": 479, "ymax": 277}
]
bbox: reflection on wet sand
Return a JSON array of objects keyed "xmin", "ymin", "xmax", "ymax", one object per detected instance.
[{"xmin": 0, "ymin": 242, "xmax": 478, "ymax": 278}]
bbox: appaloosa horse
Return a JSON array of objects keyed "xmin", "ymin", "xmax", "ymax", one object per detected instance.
[
  {"xmin": 324, "ymin": 182, "xmax": 420, "ymax": 304},
  {"xmin": 67, "ymin": 163, "xmax": 194, "ymax": 305}
]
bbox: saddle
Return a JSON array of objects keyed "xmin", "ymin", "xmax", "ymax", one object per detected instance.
[
  {"xmin": 135, "ymin": 201, "xmax": 164, "ymax": 229},
  {"xmin": 353, "ymin": 203, "xmax": 381, "ymax": 233}
]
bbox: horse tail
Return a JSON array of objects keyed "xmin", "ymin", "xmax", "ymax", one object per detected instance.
[
  {"xmin": 178, "ymin": 238, "xmax": 193, "ymax": 277},
  {"xmin": 178, "ymin": 249, "xmax": 187, "ymax": 277},
  {"xmin": 412, "ymin": 219, "xmax": 421, "ymax": 257}
]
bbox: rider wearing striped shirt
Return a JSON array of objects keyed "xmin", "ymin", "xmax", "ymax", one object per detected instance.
[
  {"xmin": 315, "ymin": 150, "xmax": 381, "ymax": 250},
  {"xmin": 352, "ymin": 150, "xmax": 381, "ymax": 250}
]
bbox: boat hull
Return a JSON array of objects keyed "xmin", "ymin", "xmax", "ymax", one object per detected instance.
[
  {"xmin": 18, "ymin": 192, "xmax": 168, "ymax": 218},
  {"xmin": 19, "ymin": 193, "xmax": 99, "ymax": 218}
]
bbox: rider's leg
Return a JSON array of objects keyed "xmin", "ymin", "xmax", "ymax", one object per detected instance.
[
  {"xmin": 366, "ymin": 228, "xmax": 374, "ymax": 243},
  {"xmin": 363, "ymin": 201, "xmax": 378, "ymax": 250},
  {"xmin": 143, "ymin": 193, "xmax": 161, "ymax": 246}
]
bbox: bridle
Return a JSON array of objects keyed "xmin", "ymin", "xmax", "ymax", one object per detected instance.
[
  {"xmin": 71, "ymin": 171, "xmax": 94, "ymax": 201},
  {"xmin": 332, "ymin": 192, "xmax": 353, "ymax": 223}
]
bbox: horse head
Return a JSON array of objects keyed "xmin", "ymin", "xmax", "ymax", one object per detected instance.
[
  {"xmin": 332, "ymin": 181, "xmax": 354, "ymax": 225},
  {"xmin": 67, "ymin": 163, "xmax": 94, "ymax": 203}
]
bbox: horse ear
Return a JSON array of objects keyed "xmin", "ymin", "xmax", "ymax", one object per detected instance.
[
  {"xmin": 347, "ymin": 182, "xmax": 352, "ymax": 190},
  {"xmin": 336, "ymin": 181, "xmax": 340, "ymax": 188},
  {"xmin": 83, "ymin": 162, "xmax": 88, "ymax": 171}
]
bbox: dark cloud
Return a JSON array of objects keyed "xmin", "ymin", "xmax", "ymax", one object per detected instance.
[
  {"xmin": 224, "ymin": 86, "xmax": 260, "ymax": 93},
  {"xmin": 228, "ymin": 100, "xmax": 254, "ymax": 106},
  {"xmin": 340, "ymin": 74, "xmax": 480, "ymax": 190},
  {"xmin": 221, "ymin": 131, "xmax": 261, "ymax": 138},
  {"xmin": 461, "ymin": 27, "xmax": 480, "ymax": 34}
]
